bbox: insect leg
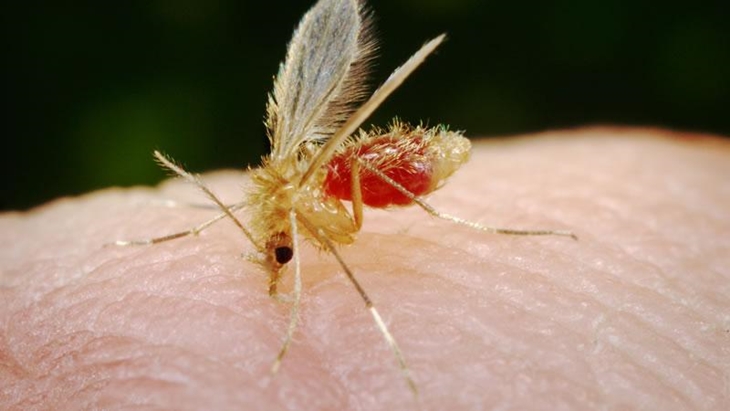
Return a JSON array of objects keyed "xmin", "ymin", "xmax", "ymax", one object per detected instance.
[
  {"xmin": 149, "ymin": 198, "xmax": 237, "ymax": 210},
  {"xmin": 112, "ymin": 201, "xmax": 247, "ymax": 246},
  {"xmin": 153, "ymin": 150, "xmax": 264, "ymax": 251},
  {"xmin": 349, "ymin": 157, "xmax": 364, "ymax": 230},
  {"xmin": 358, "ymin": 159, "xmax": 578, "ymax": 240},
  {"xmin": 271, "ymin": 209, "xmax": 302, "ymax": 374},
  {"xmin": 296, "ymin": 212, "xmax": 418, "ymax": 395}
]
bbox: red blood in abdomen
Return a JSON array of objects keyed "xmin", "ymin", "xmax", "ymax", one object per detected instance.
[{"xmin": 324, "ymin": 136, "xmax": 434, "ymax": 208}]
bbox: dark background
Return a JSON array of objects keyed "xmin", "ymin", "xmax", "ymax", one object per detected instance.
[{"xmin": 3, "ymin": 0, "xmax": 729, "ymax": 211}]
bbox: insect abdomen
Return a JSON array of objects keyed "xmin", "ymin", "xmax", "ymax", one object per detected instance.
[{"xmin": 324, "ymin": 124, "xmax": 470, "ymax": 208}]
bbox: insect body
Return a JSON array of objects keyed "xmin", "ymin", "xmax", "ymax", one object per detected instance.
[{"xmin": 116, "ymin": 0, "xmax": 575, "ymax": 398}]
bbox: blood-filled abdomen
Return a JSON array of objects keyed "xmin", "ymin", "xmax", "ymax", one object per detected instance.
[{"xmin": 324, "ymin": 123, "xmax": 471, "ymax": 208}]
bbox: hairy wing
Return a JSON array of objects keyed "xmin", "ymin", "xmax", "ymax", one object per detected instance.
[
  {"xmin": 266, "ymin": 0, "xmax": 375, "ymax": 162},
  {"xmin": 300, "ymin": 34, "xmax": 446, "ymax": 186}
]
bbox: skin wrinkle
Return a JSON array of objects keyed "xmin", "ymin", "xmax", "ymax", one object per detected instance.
[
  {"xmin": 93, "ymin": 293, "xmax": 263, "ymax": 365},
  {"xmin": 417, "ymin": 244, "xmax": 607, "ymax": 392},
  {"xmin": 633, "ymin": 246, "xmax": 724, "ymax": 364},
  {"xmin": 470, "ymin": 302, "xmax": 594, "ymax": 392},
  {"xmin": 1, "ymin": 129, "xmax": 729, "ymax": 410},
  {"xmin": 460, "ymin": 135, "xmax": 724, "ymax": 408},
  {"xmin": 566, "ymin": 253, "xmax": 721, "ymax": 407},
  {"xmin": 21, "ymin": 331, "xmax": 243, "ymax": 409},
  {"xmin": 364, "ymin": 237, "xmax": 596, "ymax": 404}
]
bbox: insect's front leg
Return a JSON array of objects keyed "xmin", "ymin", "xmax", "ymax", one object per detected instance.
[{"xmin": 110, "ymin": 202, "xmax": 247, "ymax": 247}]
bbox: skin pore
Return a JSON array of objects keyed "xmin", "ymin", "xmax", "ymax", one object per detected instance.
[{"xmin": 1, "ymin": 128, "xmax": 728, "ymax": 411}]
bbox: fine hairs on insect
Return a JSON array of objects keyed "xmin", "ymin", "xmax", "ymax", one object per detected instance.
[{"xmin": 114, "ymin": 0, "xmax": 576, "ymax": 397}]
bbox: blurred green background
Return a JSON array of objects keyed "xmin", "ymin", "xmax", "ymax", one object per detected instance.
[{"xmin": 3, "ymin": 0, "xmax": 729, "ymax": 211}]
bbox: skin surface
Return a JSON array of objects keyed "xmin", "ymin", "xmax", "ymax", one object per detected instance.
[{"xmin": 1, "ymin": 128, "xmax": 728, "ymax": 411}]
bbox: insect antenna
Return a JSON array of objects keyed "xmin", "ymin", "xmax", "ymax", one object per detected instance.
[
  {"xmin": 358, "ymin": 159, "xmax": 578, "ymax": 240},
  {"xmin": 296, "ymin": 212, "xmax": 418, "ymax": 395}
]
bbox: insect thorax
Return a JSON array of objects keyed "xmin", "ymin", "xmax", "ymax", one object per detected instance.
[{"xmin": 248, "ymin": 159, "xmax": 358, "ymax": 263}]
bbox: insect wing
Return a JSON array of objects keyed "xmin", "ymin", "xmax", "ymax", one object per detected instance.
[
  {"xmin": 300, "ymin": 34, "xmax": 446, "ymax": 186},
  {"xmin": 266, "ymin": 0, "xmax": 375, "ymax": 162}
]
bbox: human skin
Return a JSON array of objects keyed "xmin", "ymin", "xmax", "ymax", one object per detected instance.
[{"xmin": 1, "ymin": 128, "xmax": 728, "ymax": 411}]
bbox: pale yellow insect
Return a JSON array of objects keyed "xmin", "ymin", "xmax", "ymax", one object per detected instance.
[{"xmin": 116, "ymin": 0, "xmax": 575, "ymax": 396}]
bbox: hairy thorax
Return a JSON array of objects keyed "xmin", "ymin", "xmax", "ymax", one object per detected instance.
[{"xmin": 248, "ymin": 158, "xmax": 358, "ymax": 262}]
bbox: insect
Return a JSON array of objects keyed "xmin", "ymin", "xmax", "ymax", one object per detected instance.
[{"xmin": 115, "ymin": 0, "xmax": 576, "ymax": 396}]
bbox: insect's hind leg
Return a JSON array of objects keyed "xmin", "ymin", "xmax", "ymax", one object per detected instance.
[{"xmin": 357, "ymin": 159, "xmax": 577, "ymax": 240}]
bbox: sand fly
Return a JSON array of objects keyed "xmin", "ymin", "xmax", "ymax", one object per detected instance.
[{"xmin": 115, "ymin": 0, "xmax": 576, "ymax": 396}]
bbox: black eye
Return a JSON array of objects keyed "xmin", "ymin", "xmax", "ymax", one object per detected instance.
[{"xmin": 275, "ymin": 246, "xmax": 293, "ymax": 264}]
